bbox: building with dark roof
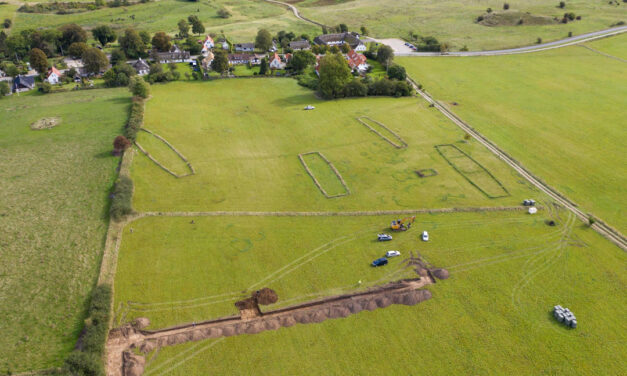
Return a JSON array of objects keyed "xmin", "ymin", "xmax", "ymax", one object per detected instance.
[
  {"xmin": 314, "ymin": 32, "xmax": 361, "ymax": 48},
  {"xmin": 289, "ymin": 40, "xmax": 311, "ymax": 51},
  {"xmin": 12, "ymin": 75, "xmax": 36, "ymax": 93}
]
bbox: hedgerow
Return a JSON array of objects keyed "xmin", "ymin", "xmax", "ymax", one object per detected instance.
[{"xmin": 109, "ymin": 175, "xmax": 133, "ymax": 220}]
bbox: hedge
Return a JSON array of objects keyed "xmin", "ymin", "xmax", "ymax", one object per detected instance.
[
  {"xmin": 109, "ymin": 175, "xmax": 133, "ymax": 220},
  {"xmin": 124, "ymin": 97, "xmax": 144, "ymax": 142}
]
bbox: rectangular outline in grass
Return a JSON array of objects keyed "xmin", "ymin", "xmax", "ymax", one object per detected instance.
[
  {"xmin": 435, "ymin": 144, "xmax": 510, "ymax": 199},
  {"xmin": 356, "ymin": 117, "xmax": 408, "ymax": 149},
  {"xmin": 298, "ymin": 151, "xmax": 350, "ymax": 198}
]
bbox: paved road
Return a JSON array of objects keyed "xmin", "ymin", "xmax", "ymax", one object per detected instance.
[{"xmin": 371, "ymin": 26, "xmax": 627, "ymax": 56}]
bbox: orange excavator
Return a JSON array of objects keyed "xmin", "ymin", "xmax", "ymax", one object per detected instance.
[{"xmin": 390, "ymin": 216, "xmax": 416, "ymax": 231}]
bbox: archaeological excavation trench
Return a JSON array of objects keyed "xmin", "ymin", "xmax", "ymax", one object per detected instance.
[{"xmin": 106, "ymin": 256, "xmax": 449, "ymax": 376}]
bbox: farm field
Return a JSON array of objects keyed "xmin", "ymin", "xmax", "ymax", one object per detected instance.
[
  {"xmin": 296, "ymin": 0, "xmax": 625, "ymax": 50},
  {"xmin": 585, "ymin": 31, "xmax": 627, "ymax": 59},
  {"xmin": 0, "ymin": 89, "xmax": 130, "ymax": 371},
  {"xmin": 131, "ymin": 79, "xmax": 540, "ymax": 212},
  {"xmin": 398, "ymin": 38, "xmax": 627, "ymax": 232},
  {"xmin": 10, "ymin": 0, "xmax": 318, "ymax": 42},
  {"xmin": 114, "ymin": 210, "xmax": 627, "ymax": 375}
]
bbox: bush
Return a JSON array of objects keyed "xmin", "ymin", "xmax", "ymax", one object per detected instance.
[
  {"xmin": 486, "ymin": 7, "xmax": 492, "ymax": 13},
  {"xmin": 503, "ymin": 3, "xmax": 510, "ymax": 10},
  {"xmin": 3, "ymin": 18, "xmax": 11, "ymax": 28},
  {"xmin": 537, "ymin": 37, "xmax": 542, "ymax": 44},
  {"xmin": 477, "ymin": 15, "xmax": 484, "ymax": 22},
  {"xmin": 124, "ymin": 97, "xmax": 144, "ymax": 142},
  {"xmin": 217, "ymin": 8, "xmax": 231, "ymax": 18},
  {"xmin": 64, "ymin": 351, "xmax": 104, "ymax": 376},
  {"xmin": 113, "ymin": 135, "xmax": 131, "ymax": 155},
  {"xmin": 103, "ymin": 63, "xmax": 135, "ymax": 87},
  {"xmin": 296, "ymin": 69, "xmax": 319, "ymax": 90},
  {"xmin": 129, "ymin": 75, "xmax": 150, "ymax": 98},
  {"xmin": 0, "ymin": 81, "xmax": 9, "ymax": 97},
  {"xmin": 110, "ymin": 175, "xmax": 133, "ymax": 220},
  {"xmin": 38, "ymin": 81, "xmax": 52, "ymax": 93},
  {"xmin": 387, "ymin": 64, "xmax": 406, "ymax": 81},
  {"xmin": 343, "ymin": 78, "xmax": 367, "ymax": 97}
]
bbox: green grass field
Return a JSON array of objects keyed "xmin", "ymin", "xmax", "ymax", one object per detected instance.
[
  {"xmin": 398, "ymin": 39, "xmax": 627, "ymax": 232},
  {"xmin": 10, "ymin": 0, "xmax": 318, "ymax": 42},
  {"xmin": 117, "ymin": 210, "xmax": 627, "ymax": 375},
  {"xmin": 297, "ymin": 0, "xmax": 625, "ymax": 50},
  {"xmin": 585, "ymin": 32, "xmax": 627, "ymax": 60},
  {"xmin": 131, "ymin": 79, "xmax": 540, "ymax": 212},
  {"xmin": 0, "ymin": 89, "xmax": 130, "ymax": 372}
]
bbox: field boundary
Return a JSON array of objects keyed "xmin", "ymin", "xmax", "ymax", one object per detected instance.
[
  {"xmin": 435, "ymin": 144, "xmax": 510, "ymax": 199},
  {"xmin": 356, "ymin": 117, "xmax": 408, "ymax": 149},
  {"xmin": 298, "ymin": 151, "xmax": 350, "ymax": 198},
  {"xmin": 135, "ymin": 129, "xmax": 195, "ymax": 178},
  {"xmin": 578, "ymin": 44, "xmax": 627, "ymax": 63}
]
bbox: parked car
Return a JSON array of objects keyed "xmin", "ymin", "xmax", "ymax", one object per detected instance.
[
  {"xmin": 377, "ymin": 234, "xmax": 393, "ymax": 241},
  {"xmin": 386, "ymin": 250, "xmax": 401, "ymax": 258},
  {"xmin": 421, "ymin": 231, "xmax": 429, "ymax": 241},
  {"xmin": 372, "ymin": 257, "xmax": 388, "ymax": 267},
  {"xmin": 523, "ymin": 199, "xmax": 536, "ymax": 206}
]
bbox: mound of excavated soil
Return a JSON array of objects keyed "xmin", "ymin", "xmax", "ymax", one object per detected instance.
[
  {"xmin": 132, "ymin": 317, "xmax": 150, "ymax": 329},
  {"xmin": 479, "ymin": 11, "xmax": 558, "ymax": 27},
  {"xmin": 433, "ymin": 268, "xmax": 450, "ymax": 280},
  {"xmin": 30, "ymin": 117, "xmax": 61, "ymax": 130},
  {"xmin": 122, "ymin": 351, "xmax": 145, "ymax": 376}
]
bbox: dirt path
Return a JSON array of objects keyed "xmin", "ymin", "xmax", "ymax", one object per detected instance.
[
  {"xmin": 406, "ymin": 78, "xmax": 626, "ymax": 251},
  {"xmin": 261, "ymin": 0, "xmax": 327, "ymax": 28},
  {"xmin": 578, "ymin": 44, "xmax": 627, "ymax": 63}
]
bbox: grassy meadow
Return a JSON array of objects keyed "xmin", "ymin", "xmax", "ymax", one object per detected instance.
[
  {"xmin": 398, "ymin": 39, "xmax": 627, "ymax": 232},
  {"xmin": 131, "ymin": 79, "xmax": 541, "ymax": 212},
  {"xmin": 297, "ymin": 0, "xmax": 625, "ymax": 50},
  {"xmin": 0, "ymin": 89, "xmax": 130, "ymax": 371},
  {"xmin": 125, "ymin": 210, "xmax": 627, "ymax": 375},
  {"xmin": 585, "ymin": 32, "xmax": 627, "ymax": 59}
]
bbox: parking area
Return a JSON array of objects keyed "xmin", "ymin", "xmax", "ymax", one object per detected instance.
[{"xmin": 367, "ymin": 38, "xmax": 415, "ymax": 54}]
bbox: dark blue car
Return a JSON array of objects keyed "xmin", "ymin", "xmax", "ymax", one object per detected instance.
[{"xmin": 371, "ymin": 257, "xmax": 388, "ymax": 267}]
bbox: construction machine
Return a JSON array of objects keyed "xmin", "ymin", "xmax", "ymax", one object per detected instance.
[{"xmin": 390, "ymin": 216, "xmax": 415, "ymax": 231}]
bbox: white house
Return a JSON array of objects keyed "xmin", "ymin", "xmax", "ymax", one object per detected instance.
[
  {"xmin": 354, "ymin": 42, "xmax": 367, "ymax": 52},
  {"xmin": 269, "ymin": 53, "xmax": 285, "ymax": 70},
  {"xmin": 132, "ymin": 58, "xmax": 150, "ymax": 76},
  {"xmin": 235, "ymin": 43, "xmax": 255, "ymax": 52},
  {"xmin": 201, "ymin": 35, "xmax": 214, "ymax": 56},
  {"xmin": 346, "ymin": 50, "xmax": 369, "ymax": 73},
  {"xmin": 45, "ymin": 67, "xmax": 62, "ymax": 84}
]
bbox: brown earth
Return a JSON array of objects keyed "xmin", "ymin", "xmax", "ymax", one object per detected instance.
[{"xmin": 30, "ymin": 117, "xmax": 61, "ymax": 130}]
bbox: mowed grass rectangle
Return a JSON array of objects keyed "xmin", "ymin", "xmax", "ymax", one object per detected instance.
[
  {"xmin": 131, "ymin": 79, "xmax": 540, "ymax": 212},
  {"xmin": 131, "ymin": 210, "xmax": 627, "ymax": 375},
  {"xmin": 0, "ymin": 89, "xmax": 130, "ymax": 371},
  {"xmin": 399, "ymin": 42, "xmax": 627, "ymax": 232}
]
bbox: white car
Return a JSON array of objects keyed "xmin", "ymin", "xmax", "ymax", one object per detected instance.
[
  {"xmin": 386, "ymin": 250, "xmax": 401, "ymax": 258},
  {"xmin": 421, "ymin": 231, "xmax": 429, "ymax": 241}
]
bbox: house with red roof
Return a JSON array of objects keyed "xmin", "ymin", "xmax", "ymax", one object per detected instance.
[
  {"xmin": 269, "ymin": 52, "xmax": 285, "ymax": 70},
  {"xmin": 346, "ymin": 49, "xmax": 369, "ymax": 73},
  {"xmin": 200, "ymin": 35, "xmax": 214, "ymax": 56},
  {"xmin": 46, "ymin": 67, "xmax": 62, "ymax": 85}
]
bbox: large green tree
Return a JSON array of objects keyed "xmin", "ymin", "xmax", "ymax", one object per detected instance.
[
  {"xmin": 92, "ymin": 25, "xmax": 116, "ymax": 47},
  {"xmin": 376, "ymin": 44, "xmax": 394, "ymax": 66},
  {"xmin": 59, "ymin": 24, "xmax": 87, "ymax": 49},
  {"xmin": 129, "ymin": 75, "xmax": 150, "ymax": 98},
  {"xmin": 255, "ymin": 29, "xmax": 272, "ymax": 52},
  {"xmin": 119, "ymin": 28, "xmax": 146, "ymax": 59},
  {"xmin": 289, "ymin": 50, "xmax": 315, "ymax": 72},
  {"xmin": 210, "ymin": 49, "xmax": 229, "ymax": 75},
  {"xmin": 82, "ymin": 47, "xmax": 109, "ymax": 75},
  {"xmin": 177, "ymin": 19, "xmax": 190, "ymax": 38},
  {"xmin": 188, "ymin": 15, "xmax": 205, "ymax": 35},
  {"xmin": 68, "ymin": 42, "xmax": 88, "ymax": 59},
  {"xmin": 29, "ymin": 48, "xmax": 48, "ymax": 74},
  {"xmin": 151, "ymin": 32, "xmax": 171, "ymax": 52},
  {"xmin": 318, "ymin": 53, "xmax": 352, "ymax": 99}
]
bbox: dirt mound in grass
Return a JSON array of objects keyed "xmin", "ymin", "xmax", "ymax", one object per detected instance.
[
  {"xmin": 30, "ymin": 117, "xmax": 61, "ymax": 130},
  {"xmin": 122, "ymin": 351, "xmax": 145, "ymax": 376},
  {"xmin": 132, "ymin": 317, "xmax": 150, "ymax": 329},
  {"xmin": 479, "ymin": 11, "xmax": 558, "ymax": 27},
  {"xmin": 433, "ymin": 268, "xmax": 450, "ymax": 280}
]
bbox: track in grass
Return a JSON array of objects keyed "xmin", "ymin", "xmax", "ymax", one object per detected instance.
[
  {"xmin": 435, "ymin": 144, "xmax": 510, "ymax": 199},
  {"xmin": 135, "ymin": 129, "xmax": 195, "ymax": 178},
  {"xmin": 356, "ymin": 116, "xmax": 408, "ymax": 149},
  {"xmin": 298, "ymin": 151, "xmax": 350, "ymax": 198}
]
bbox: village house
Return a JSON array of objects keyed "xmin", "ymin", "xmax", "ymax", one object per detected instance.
[
  {"xmin": 228, "ymin": 53, "xmax": 255, "ymax": 65},
  {"xmin": 346, "ymin": 50, "xmax": 369, "ymax": 73},
  {"xmin": 289, "ymin": 40, "xmax": 311, "ymax": 51},
  {"xmin": 354, "ymin": 41, "xmax": 367, "ymax": 52},
  {"xmin": 154, "ymin": 45, "xmax": 191, "ymax": 63},
  {"xmin": 268, "ymin": 53, "xmax": 286, "ymax": 70},
  {"xmin": 131, "ymin": 58, "xmax": 150, "ymax": 75},
  {"xmin": 217, "ymin": 38, "xmax": 229, "ymax": 50},
  {"xmin": 12, "ymin": 75, "xmax": 36, "ymax": 93},
  {"xmin": 200, "ymin": 35, "xmax": 214, "ymax": 56},
  {"xmin": 45, "ymin": 67, "xmax": 62, "ymax": 85},
  {"xmin": 314, "ymin": 32, "xmax": 362, "ymax": 49},
  {"xmin": 201, "ymin": 51, "xmax": 214, "ymax": 70},
  {"xmin": 234, "ymin": 43, "xmax": 255, "ymax": 52}
]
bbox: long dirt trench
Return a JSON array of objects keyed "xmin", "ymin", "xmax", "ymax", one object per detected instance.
[{"xmin": 107, "ymin": 260, "xmax": 449, "ymax": 376}]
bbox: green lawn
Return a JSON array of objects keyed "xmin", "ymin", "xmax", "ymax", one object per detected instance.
[
  {"xmin": 0, "ymin": 88, "xmax": 130, "ymax": 372},
  {"xmin": 131, "ymin": 79, "xmax": 540, "ymax": 212},
  {"xmin": 125, "ymin": 210, "xmax": 627, "ymax": 375},
  {"xmin": 297, "ymin": 0, "xmax": 625, "ymax": 50},
  {"xmin": 398, "ymin": 40, "xmax": 627, "ymax": 232},
  {"xmin": 585, "ymin": 32, "xmax": 627, "ymax": 60}
]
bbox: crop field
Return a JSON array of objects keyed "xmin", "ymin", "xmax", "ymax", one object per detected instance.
[
  {"xmin": 10, "ymin": 0, "xmax": 318, "ymax": 42},
  {"xmin": 296, "ymin": 0, "xmax": 625, "ymax": 50},
  {"xmin": 0, "ymin": 89, "xmax": 130, "ymax": 371},
  {"xmin": 398, "ymin": 38, "xmax": 627, "ymax": 232},
  {"xmin": 131, "ymin": 79, "xmax": 539, "ymax": 212},
  {"xmin": 114, "ymin": 210, "xmax": 627, "ymax": 375}
]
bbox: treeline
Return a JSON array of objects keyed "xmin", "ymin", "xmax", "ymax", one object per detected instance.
[{"xmin": 18, "ymin": 0, "xmax": 150, "ymax": 14}]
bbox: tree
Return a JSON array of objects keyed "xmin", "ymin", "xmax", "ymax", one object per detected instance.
[
  {"xmin": 103, "ymin": 63, "xmax": 135, "ymax": 87},
  {"xmin": 113, "ymin": 135, "xmax": 131, "ymax": 155},
  {"xmin": 376, "ymin": 44, "xmax": 394, "ymax": 66},
  {"xmin": 188, "ymin": 15, "xmax": 205, "ymax": 35},
  {"xmin": 0, "ymin": 81, "xmax": 10, "ymax": 97},
  {"xmin": 255, "ymin": 29, "xmax": 272, "ymax": 52},
  {"xmin": 29, "ymin": 48, "xmax": 48, "ymax": 74},
  {"xmin": 2, "ymin": 62, "xmax": 19, "ymax": 77},
  {"xmin": 184, "ymin": 35, "xmax": 201, "ymax": 55},
  {"xmin": 110, "ymin": 49, "xmax": 126, "ymax": 65},
  {"xmin": 329, "ymin": 45, "xmax": 340, "ymax": 54},
  {"xmin": 82, "ymin": 47, "xmax": 108, "ymax": 75},
  {"xmin": 217, "ymin": 8, "xmax": 231, "ymax": 18},
  {"xmin": 318, "ymin": 53, "xmax": 352, "ymax": 99},
  {"xmin": 119, "ymin": 28, "xmax": 146, "ymax": 59},
  {"xmin": 3, "ymin": 19, "xmax": 12, "ymax": 29},
  {"xmin": 289, "ymin": 50, "xmax": 315, "ymax": 72},
  {"xmin": 151, "ymin": 32, "xmax": 171, "ymax": 52},
  {"xmin": 177, "ymin": 19, "xmax": 190, "ymax": 38},
  {"xmin": 210, "ymin": 49, "xmax": 229, "ymax": 75},
  {"xmin": 503, "ymin": 2, "xmax": 510, "ymax": 10},
  {"xmin": 339, "ymin": 23, "xmax": 348, "ymax": 32},
  {"xmin": 360, "ymin": 26, "xmax": 368, "ymax": 36},
  {"xmin": 259, "ymin": 57, "xmax": 268, "ymax": 75},
  {"xmin": 387, "ymin": 64, "xmax": 406, "ymax": 81},
  {"xmin": 340, "ymin": 42, "xmax": 350, "ymax": 54},
  {"xmin": 59, "ymin": 24, "xmax": 87, "ymax": 49},
  {"xmin": 92, "ymin": 25, "xmax": 116, "ymax": 47},
  {"xmin": 68, "ymin": 42, "xmax": 88, "ymax": 59},
  {"xmin": 139, "ymin": 31, "xmax": 151, "ymax": 45},
  {"xmin": 6, "ymin": 33, "xmax": 30, "ymax": 59},
  {"xmin": 343, "ymin": 78, "xmax": 367, "ymax": 97},
  {"xmin": 559, "ymin": 1, "xmax": 566, "ymax": 8},
  {"xmin": 129, "ymin": 75, "xmax": 150, "ymax": 98}
]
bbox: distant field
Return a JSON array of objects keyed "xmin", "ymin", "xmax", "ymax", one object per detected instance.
[
  {"xmin": 297, "ymin": 0, "xmax": 625, "ymax": 50},
  {"xmin": 127, "ymin": 210, "xmax": 627, "ymax": 375},
  {"xmin": 399, "ymin": 39, "xmax": 627, "ymax": 232},
  {"xmin": 585, "ymin": 32, "xmax": 627, "ymax": 59},
  {"xmin": 131, "ymin": 79, "xmax": 539, "ymax": 212},
  {"xmin": 0, "ymin": 89, "xmax": 130, "ymax": 371},
  {"xmin": 10, "ymin": 0, "xmax": 318, "ymax": 42}
]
